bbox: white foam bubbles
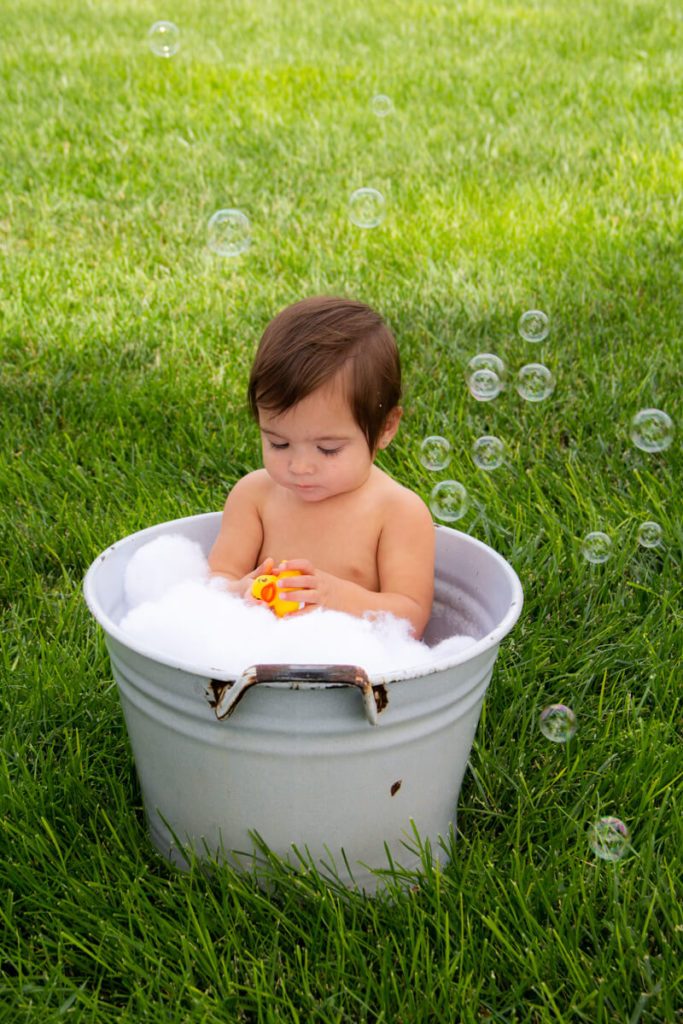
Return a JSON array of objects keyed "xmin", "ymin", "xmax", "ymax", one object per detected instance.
[
  {"xmin": 124, "ymin": 534, "xmax": 209, "ymax": 607},
  {"xmin": 120, "ymin": 536, "xmax": 475, "ymax": 677}
]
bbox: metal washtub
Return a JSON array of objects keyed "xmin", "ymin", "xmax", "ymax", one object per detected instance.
[{"xmin": 83, "ymin": 511, "xmax": 523, "ymax": 891}]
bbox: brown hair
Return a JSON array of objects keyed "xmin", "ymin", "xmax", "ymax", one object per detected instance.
[{"xmin": 248, "ymin": 296, "xmax": 401, "ymax": 451}]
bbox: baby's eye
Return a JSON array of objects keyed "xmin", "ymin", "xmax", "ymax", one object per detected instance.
[
  {"xmin": 269, "ymin": 441, "xmax": 289, "ymax": 450},
  {"xmin": 318, "ymin": 446, "xmax": 342, "ymax": 456}
]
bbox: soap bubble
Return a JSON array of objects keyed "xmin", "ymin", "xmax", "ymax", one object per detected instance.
[
  {"xmin": 588, "ymin": 817, "xmax": 630, "ymax": 861},
  {"xmin": 467, "ymin": 369, "xmax": 502, "ymax": 401},
  {"xmin": 515, "ymin": 363, "xmax": 555, "ymax": 401},
  {"xmin": 372, "ymin": 94, "xmax": 394, "ymax": 117},
  {"xmin": 420, "ymin": 436, "xmax": 451, "ymax": 471},
  {"xmin": 582, "ymin": 531, "xmax": 612, "ymax": 564},
  {"xmin": 147, "ymin": 21, "xmax": 180, "ymax": 58},
  {"xmin": 465, "ymin": 354, "xmax": 505, "ymax": 402},
  {"xmin": 466, "ymin": 352, "xmax": 505, "ymax": 380},
  {"xmin": 637, "ymin": 520, "xmax": 663, "ymax": 548},
  {"xmin": 539, "ymin": 704, "xmax": 577, "ymax": 743},
  {"xmin": 629, "ymin": 409, "xmax": 674, "ymax": 452},
  {"xmin": 518, "ymin": 309, "xmax": 550, "ymax": 343},
  {"xmin": 430, "ymin": 481, "xmax": 468, "ymax": 522},
  {"xmin": 348, "ymin": 188, "xmax": 386, "ymax": 228},
  {"xmin": 207, "ymin": 209, "xmax": 251, "ymax": 256},
  {"xmin": 472, "ymin": 435, "xmax": 505, "ymax": 471}
]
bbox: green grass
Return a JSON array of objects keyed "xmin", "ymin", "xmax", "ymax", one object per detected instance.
[{"xmin": 1, "ymin": 0, "xmax": 682, "ymax": 1020}]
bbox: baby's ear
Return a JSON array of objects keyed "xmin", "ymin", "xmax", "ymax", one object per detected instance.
[{"xmin": 377, "ymin": 406, "xmax": 402, "ymax": 450}]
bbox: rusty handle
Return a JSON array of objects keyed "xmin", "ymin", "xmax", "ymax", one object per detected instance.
[{"xmin": 210, "ymin": 664, "xmax": 380, "ymax": 726}]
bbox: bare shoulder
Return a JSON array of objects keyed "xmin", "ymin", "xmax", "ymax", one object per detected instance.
[
  {"xmin": 210, "ymin": 470, "xmax": 270, "ymax": 578},
  {"xmin": 374, "ymin": 468, "xmax": 435, "ymax": 571},
  {"xmin": 373, "ymin": 468, "xmax": 433, "ymax": 526},
  {"xmin": 223, "ymin": 468, "xmax": 272, "ymax": 509},
  {"xmin": 374, "ymin": 469, "xmax": 435, "ymax": 634}
]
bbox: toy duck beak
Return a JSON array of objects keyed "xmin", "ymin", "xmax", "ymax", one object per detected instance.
[{"xmin": 259, "ymin": 582, "xmax": 277, "ymax": 604}]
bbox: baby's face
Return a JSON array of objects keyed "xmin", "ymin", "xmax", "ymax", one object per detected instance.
[{"xmin": 258, "ymin": 377, "xmax": 375, "ymax": 503}]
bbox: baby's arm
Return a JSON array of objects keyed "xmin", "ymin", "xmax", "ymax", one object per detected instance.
[
  {"xmin": 208, "ymin": 472, "xmax": 272, "ymax": 597},
  {"xmin": 277, "ymin": 489, "xmax": 435, "ymax": 638}
]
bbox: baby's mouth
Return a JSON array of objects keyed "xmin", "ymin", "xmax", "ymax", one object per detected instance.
[{"xmin": 292, "ymin": 482, "xmax": 321, "ymax": 495}]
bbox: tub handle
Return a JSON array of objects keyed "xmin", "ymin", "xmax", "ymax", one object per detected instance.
[{"xmin": 210, "ymin": 664, "xmax": 382, "ymax": 726}]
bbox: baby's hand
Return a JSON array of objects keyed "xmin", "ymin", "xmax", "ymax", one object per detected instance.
[
  {"xmin": 240, "ymin": 557, "xmax": 275, "ymax": 602},
  {"xmin": 274, "ymin": 559, "xmax": 336, "ymax": 611}
]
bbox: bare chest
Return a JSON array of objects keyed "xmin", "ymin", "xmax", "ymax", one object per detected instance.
[{"xmin": 258, "ymin": 494, "xmax": 382, "ymax": 590}]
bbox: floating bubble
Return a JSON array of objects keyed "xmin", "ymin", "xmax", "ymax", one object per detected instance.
[
  {"xmin": 582, "ymin": 531, "xmax": 612, "ymax": 564},
  {"xmin": 637, "ymin": 520, "xmax": 663, "ymax": 548},
  {"xmin": 430, "ymin": 480, "xmax": 468, "ymax": 522},
  {"xmin": 207, "ymin": 209, "xmax": 251, "ymax": 257},
  {"xmin": 420, "ymin": 436, "xmax": 451, "ymax": 472},
  {"xmin": 518, "ymin": 309, "xmax": 550, "ymax": 343},
  {"xmin": 539, "ymin": 704, "xmax": 577, "ymax": 743},
  {"xmin": 348, "ymin": 188, "xmax": 386, "ymax": 228},
  {"xmin": 629, "ymin": 408, "xmax": 674, "ymax": 452},
  {"xmin": 372, "ymin": 94, "xmax": 394, "ymax": 117},
  {"xmin": 147, "ymin": 21, "xmax": 180, "ymax": 58},
  {"xmin": 515, "ymin": 363, "xmax": 555, "ymax": 402},
  {"xmin": 588, "ymin": 817, "xmax": 630, "ymax": 861},
  {"xmin": 465, "ymin": 355, "xmax": 505, "ymax": 401},
  {"xmin": 472, "ymin": 435, "xmax": 505, "ymax": 471},
  {"xmin": 466, "ymin": 352, "xmax": 505, "ymax": 381},
  {"xmin": 466, "ymin": 368, "xmax": 502, "ymax": 401}
]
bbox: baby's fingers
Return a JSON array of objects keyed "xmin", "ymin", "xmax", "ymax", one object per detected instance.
[
  {"xmin": 277, "ymin": 558, "xmax": 314, "ymax": 574},
  {"xmin": 278, "ymin": 574, "xmax": 316, "ymax": 594},
  {"xmin": 252, "ymin": 557, "xmax": 275, "ymax": 578}
]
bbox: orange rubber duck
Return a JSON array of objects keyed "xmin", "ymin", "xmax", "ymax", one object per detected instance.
[{"xmin": 251, "ymin": 568, "xmax": 304, "ymax": 617}]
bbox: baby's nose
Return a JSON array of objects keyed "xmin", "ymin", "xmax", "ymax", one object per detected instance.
[{"xmin": 289, "ymin": 453, "xmax": 314, "ymax": 474}]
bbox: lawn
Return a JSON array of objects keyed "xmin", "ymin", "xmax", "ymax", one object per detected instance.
[{"xmin": 1, "ymin": 0, "xmax": 682, "ymax": 1020}]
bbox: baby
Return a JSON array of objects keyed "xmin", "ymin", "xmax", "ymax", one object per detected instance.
[{"xmin": 208, "ymin": 296, "xmax": 435, "ymax": 638}]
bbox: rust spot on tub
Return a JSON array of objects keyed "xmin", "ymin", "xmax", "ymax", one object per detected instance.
[
  {"xmin": 373, "ymin": 684, "xmax": 389, "ymax": 714},
  {"xmin": 208, "ymin": 679, "xmax": 234, "ymax": 708},
  {"xmin": 390, "ymin": 779, "xmax": 402, "ymax": 796}
]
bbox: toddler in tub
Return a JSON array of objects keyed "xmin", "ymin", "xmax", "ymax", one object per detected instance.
[{"xmin": 209, "ymin": 296, "xmax": 435, "ymax": 639}]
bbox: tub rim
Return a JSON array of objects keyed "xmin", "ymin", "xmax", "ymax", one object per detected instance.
[{"xmin": 83, "ymin": 511, "xmax": 523, "ymax": 685}]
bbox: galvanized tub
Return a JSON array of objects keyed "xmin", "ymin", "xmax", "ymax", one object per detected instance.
[{"xmin": 83, "ymin": 511, "xmax": 523, "ymax": 891}]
